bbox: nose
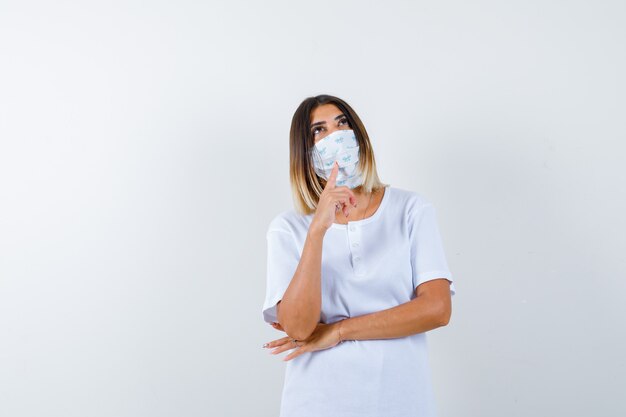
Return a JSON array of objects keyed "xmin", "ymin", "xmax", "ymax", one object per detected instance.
[{"xmin": 322, "ymin": 125, "xmax": 342, "ymax": 140}]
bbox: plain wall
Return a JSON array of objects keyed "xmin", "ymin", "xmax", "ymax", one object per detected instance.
[{"xmin": 1, "ymin": 1, "xmax": 624, "ymax": 416}]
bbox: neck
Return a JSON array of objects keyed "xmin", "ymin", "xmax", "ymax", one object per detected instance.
[{"xmin": 351, "ymin": 185, "xmax": 367, "ymax": 197}]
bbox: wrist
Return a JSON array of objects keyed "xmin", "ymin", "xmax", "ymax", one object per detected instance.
[
  {"xmin": 337, "ymin": 319, "xmax": 346, "ymax": 343},
  {"xmin": 308, "ymin": 223, "xmax": 327, "ymax": 239}
]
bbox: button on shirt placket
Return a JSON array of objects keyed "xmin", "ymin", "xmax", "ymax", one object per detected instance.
[{"xmin": 347, "ymin": 223, "xmax": 365, "ymax": 275}]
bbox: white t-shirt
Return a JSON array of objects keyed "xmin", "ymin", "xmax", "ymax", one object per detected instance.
[{"xmin": 262, "ymin": 185, "xmax": 456, "ymax": 417}]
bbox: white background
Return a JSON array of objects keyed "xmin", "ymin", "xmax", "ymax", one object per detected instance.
[{"xmin": 1, "ymin": 1, "xmax": 624, "ymax": 416}]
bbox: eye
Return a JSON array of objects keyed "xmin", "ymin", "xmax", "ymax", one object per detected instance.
[
  {"xmin": 312, "ymin": 126, "xmax": 325, "ymax": 135},
  {"xmin": 339, "ymin": 117, "xmax": 348, "ymax": 126}
]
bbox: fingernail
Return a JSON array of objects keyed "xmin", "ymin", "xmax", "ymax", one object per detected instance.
[{"xmin": 263, "ymin": 343, "xmax": 268, "ymax": 348}]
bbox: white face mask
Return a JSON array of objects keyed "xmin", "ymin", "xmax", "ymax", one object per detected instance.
[{"xmin": 311, "ymin": 129, "xmax": 363, "ymax": 189}]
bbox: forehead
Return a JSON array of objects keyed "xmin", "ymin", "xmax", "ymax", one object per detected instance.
[{"xmin": 310, "ymin": 103, "xmax": 343, "ymax": 123}]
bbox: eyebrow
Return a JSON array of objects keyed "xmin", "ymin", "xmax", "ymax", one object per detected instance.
[{"xmin": 310, "ymin": 114, "xmax": 346, "ymax": 128}]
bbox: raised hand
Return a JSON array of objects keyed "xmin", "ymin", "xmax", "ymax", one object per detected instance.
[{"xmin": 310, "ymin": 161, "xmax": 357, "ymax": 233}]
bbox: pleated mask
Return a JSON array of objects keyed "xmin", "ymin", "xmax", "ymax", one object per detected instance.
[{"xmin": 311, "ymin": 129, "xmax": 363, "ymax": 189}]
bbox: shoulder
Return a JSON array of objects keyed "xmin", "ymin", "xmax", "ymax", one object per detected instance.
[
  {"xmin": 266, "ymin": 209, "xmax": 312, "ymax": 236},
  {"xmin": 385, "ymin": 185, "xmax": 434, "ymax": 215},
  {"xmin": 386, "ymin": 187, "xmax": 441, "ymax": 236}
]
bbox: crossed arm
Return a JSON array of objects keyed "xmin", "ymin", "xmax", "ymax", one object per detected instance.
[
  {"xmin": 271, "ymin": 277, "xmax": 452, "ymax": 341},
  {"xmin": 273, "ymin": 224, "xmax": 453, "ymax": 341}
]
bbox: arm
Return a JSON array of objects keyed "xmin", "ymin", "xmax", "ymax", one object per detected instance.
[
  {"xmin": 263, "ymin": 278, "xmax": 452, "ymax": 361},
  {"xmin": 271, "ymin": 162, "xmax": 356, "ymax": 341},
  {"xmin": 276, "ymin": 226, "xmax": 326, "ymax": 341},
  {"xmin": 338, "ymin": 278, "xmax": 452, "ymax": 341}
]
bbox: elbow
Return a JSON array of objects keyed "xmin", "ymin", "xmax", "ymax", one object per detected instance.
[
  {"xmin": 437, "ymin": 304, "xmax": 451, "ymax": 327},
  {"xmin": 277, "ymin": 310, "xmax": 317, "ymax": 341},
  {"xmin": 282, "ymin": 319, "xmax": 317, "ymax": 341},
  {"xmin": 287, "ymin": 327, "xmax": 315, "ymax": 342}
]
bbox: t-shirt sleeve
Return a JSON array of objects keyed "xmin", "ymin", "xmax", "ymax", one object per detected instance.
[
  {"xmin": 261, "ymin": 228, "xmax": 301, "ymax": 324},
  {"xmin": 409, "ymin": 202, "xmax": 456, "ymax": 296}
]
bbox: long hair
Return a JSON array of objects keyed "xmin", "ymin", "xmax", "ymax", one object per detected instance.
[{"xmin": 289, "ymin": 94, "xmax": 388, "ymax": 214}]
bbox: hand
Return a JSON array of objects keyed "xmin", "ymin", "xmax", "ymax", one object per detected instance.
[
  {"xmin": 310, "ymin": 161, "xmax": 357, "ymax": 233},
  {"xmin": 263, "ymin": 321, "xmax": 343, "ymax": 361}
]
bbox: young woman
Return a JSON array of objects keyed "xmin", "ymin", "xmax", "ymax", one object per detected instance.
[{"xmin": 261, "ymin": 94, "xmax": 456, "ymax": 417}]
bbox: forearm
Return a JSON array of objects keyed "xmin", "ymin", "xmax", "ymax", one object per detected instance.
[
  {"xmin": 338, "ymin": 296, "xmax": 447, "ymax": 341},
  {"xmin": 278, "ymin": 227, "xmax": 326, "ymax": 340}
]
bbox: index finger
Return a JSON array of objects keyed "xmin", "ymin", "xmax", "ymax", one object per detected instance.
[{"xmin": 325, "ymin": 161, "xmax": 339, "ymax": 189}]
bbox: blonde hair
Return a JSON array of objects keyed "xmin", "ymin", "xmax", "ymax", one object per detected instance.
[{"xmin": 289, "ymin": 94, "xmax": 389, "ymax": 215}]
